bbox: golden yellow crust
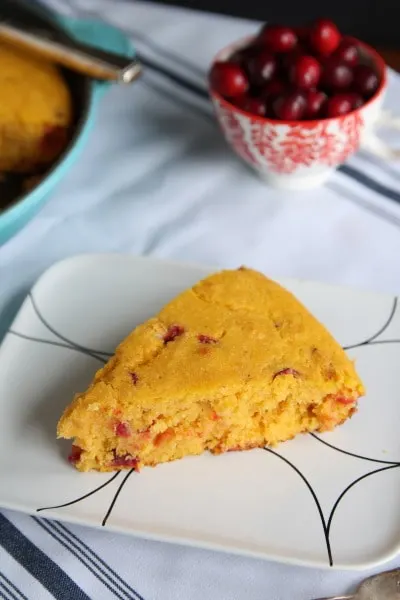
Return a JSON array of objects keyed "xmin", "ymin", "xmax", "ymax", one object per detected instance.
[
  {"xmin": 0, "ymin": 43, "xmax": 72, "ymax": 173},
  {"xmin": 58, "ymin": 268, "xmax": 365, "ymax": 472}
]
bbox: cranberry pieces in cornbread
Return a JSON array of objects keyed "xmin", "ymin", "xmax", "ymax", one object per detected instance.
[{"xmin": 57, "ymin": 268, "xmax": 364, "ymax": 472}]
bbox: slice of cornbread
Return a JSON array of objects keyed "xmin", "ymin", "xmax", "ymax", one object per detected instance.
[{"xmin": 57, "ymin": 268, "xmax": 365, "ymax": 472}]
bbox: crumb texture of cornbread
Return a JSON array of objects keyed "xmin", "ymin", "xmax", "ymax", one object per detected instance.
[
  {"xmin": 57, "ymin": 268, "xmax": 365, "ymax": 472},
  {"xmin": 0, "ymin": 43, "xmax": 72, "ymax": 173}
]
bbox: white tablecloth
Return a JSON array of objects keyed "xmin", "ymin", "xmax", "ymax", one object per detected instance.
[{"xmin": 1, "ymin": 1, "xmax": 400, "ymax": 598}]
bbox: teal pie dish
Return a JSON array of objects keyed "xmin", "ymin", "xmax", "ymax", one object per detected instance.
[{"xmin": 0, "ymin": 12, "xmax": 135, "ymax": 245}]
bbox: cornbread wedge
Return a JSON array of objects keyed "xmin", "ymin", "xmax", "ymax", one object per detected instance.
[{"xmin": 58, "ymin": 268, "xmax": 364, "ymax": 472}]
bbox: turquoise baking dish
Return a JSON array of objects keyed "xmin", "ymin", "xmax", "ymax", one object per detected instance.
[{"xmin": 0, "ymin": 10, "xmax": 135, "ymax": 245}]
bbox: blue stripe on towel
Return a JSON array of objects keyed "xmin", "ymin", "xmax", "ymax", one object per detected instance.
[{"xmin": 0, "ymin": 514, "xmax": 90, "ymax": 600}]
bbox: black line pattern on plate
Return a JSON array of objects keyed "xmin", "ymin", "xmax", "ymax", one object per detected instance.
[
  {"xmin": 29, "ymin": 292, "xmax": 114, "ymax": 359},
  {"xmin": 309, "ymin": 433, "xmax": 400, "ymax": 466},
  {"xmin": 266, "ymin": 446, "xmax": 400, "ymax": 566},
  {"xmin": 264, "ymin": 447, "xmax": 333, "ymax": 565},
  {"xmin": 102, "ymin": 469, "xmax": 136, "ymax": 527},
  {"xmin": 311, "ymin": 295, "xmax": 400, "ymax": 468},
  {"xmin": 265, "ymin": 294, "xmax": 400, "ymax": 566},
  {"xmin": 9, "ymin": 293, "xmax": 127, "ymax": 519},
  {"xmin": 322, "ymin": 295, "xmax": 400, "ymax": 563},
  {"xmin": 8, "ymin": 330, "xmax": 108, "ymax": 364},
  {"xmin": 310, "ymin": 434, "xmax": 400, "ymax": 466},
  {"xmin": 343, "ymin": 297, "xmax": 398, "ymax": 350},
  {"xmin": 309, "ymin": 433, "xmax": 400, "ymax": 467},
  {"xmin": 16, "ymin": 284, "xmax": 399, "ymax": 566},
  {"xmin": 17, "ymin": 292, "xmax": 138, "ymax": 526},
  {"xmin": 355, "ymin": 339, "xmax": 400, "ymax": 347},
  {"xmin": 37, "ymin": 472, "xmax": 121, "ymax": 512},
  {"xmin": 326, "ymin": 464, "xmax": 400, "ymax": 536}
]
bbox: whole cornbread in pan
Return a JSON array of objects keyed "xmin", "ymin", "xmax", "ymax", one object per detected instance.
[{"xmin": 0, "ymin": 42, "xmax": 72, "ymax": 173}]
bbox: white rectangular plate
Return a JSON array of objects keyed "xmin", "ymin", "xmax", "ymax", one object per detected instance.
[{"xmin": 1, "ymin": 254, "xmax": 399, "ymax": 570}]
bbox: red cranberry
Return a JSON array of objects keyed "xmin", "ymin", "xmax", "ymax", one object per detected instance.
[
  {"xmin": 230, "ymin": 44, "xmax": 260, "ymax": 67},
  {"xmin": 163, "ymin": 324, "xmax": 184, "ymax": 343},
  {"xmin": 336, "ymin": 92, "xmax": 363, "ymax": 110},
  {"xmin": 310, "ymin": 19, "xmax": 341, "ymax": 56},
  {"xmin": 209, "ymin": 61, "xmax": 249, "ymax": 98},
  {"xmin": 293, "ymin": 25, "xmax": 309, "ymax": 43},
  {"xmin": 273, "ymin": 92, "xmax": 306, "ymax": 120},
  {"xmin": 281, "ymin": 47, "xmax": 303, "ymax": 71},
  {"xmin": 236, "ymin": 95, "xmax": 266, "ymax": 116},
  {"xmin": 111, "ymin": 453, "xmax": 138, "ymax": 468},
  {"xmin": 349, "ymin": 93, "xmax": 364, "ymax": 109},
  {"xmin": 290, "ymin": 55, "xmax": 321, "ymax": 89},
  {"xmin": 336, "ymin": 395, "xmax": 356, "ymax": 405},
  {"xmin": 260, "ymin": 79, "xmax": 286, "ymax": 101},
  {"xmin": 333, "ymin": 38, "xmax": 359, "ymax": 67},
  {"xmin": 198, "ymin": 334, "xmax": 218, "ymax": 344},
  {"xmin": 115, "ymin": 421, "xmax": 131, "ymax": 437},
  {"xmin": 273, "ymin": 368, "xmax": 300, "ymax": 380},
  {"xmin": 246, "ymin": 50, "xmax": 277, "ymax": 85},
  {"xmin": 322, "ymin": 59, "xmax": 353, "ymax": 91},
  {"xmin": 259, "ymin": 24, "xmax": 297, "ymax": 53},
  {"xmin": 130, "ymin": 372, "xmax": 138, "ymax": 385},
  {"xmin": 304, "ymin": 90, "xmax": 327, "ymax": 119},
  {"xmin": 68, "ymin": 445, "xmax": 82, "ymax": 464},
  {"xmin": 352, "ymin": 65, "xmax": 380, "ymax": 98},
  {"xmin": 326, "ymin": 93, "xmax": 355, "ymax": 117}
]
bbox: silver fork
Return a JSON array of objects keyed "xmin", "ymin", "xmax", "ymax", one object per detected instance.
[{"xmin": 312, "ymin": 568, "xmax": 400, "ymax": 600}]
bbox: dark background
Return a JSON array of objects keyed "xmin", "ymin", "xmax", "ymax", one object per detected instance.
[{"xmin": 150, "ymin": 0, "xmax": 399, "ymax": 48}]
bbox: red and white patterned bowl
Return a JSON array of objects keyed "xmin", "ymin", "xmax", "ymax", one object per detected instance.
[{"xmin": 209, "ymin": 37, "xmax": 387, "ymax": 190}]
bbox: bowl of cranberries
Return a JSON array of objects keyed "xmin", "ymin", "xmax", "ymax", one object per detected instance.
[{"xmin": 209, "ymin": 19, "xmax": 387, "ymax": 189}]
